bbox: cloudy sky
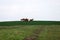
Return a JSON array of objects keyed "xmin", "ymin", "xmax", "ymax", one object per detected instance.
[{"xmin": 0, "ymin": 0, "xmax": 60, "ymax": 21}]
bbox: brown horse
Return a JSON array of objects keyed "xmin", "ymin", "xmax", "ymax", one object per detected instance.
[
  {"xmin": 30, "ymin": 19, "xmax": 33, "ymax": 21},
  {"xmin": 21, "ymin": 18, "xmax": 33, "ymax": 22},
  {"xmin": 21, "ymin": 18, "xmax": 29, "ymax": 21}
]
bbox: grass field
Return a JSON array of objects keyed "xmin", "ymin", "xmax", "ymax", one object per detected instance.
[
  {"xmin": 0, "ymin": 25, "xmax": 60, "ymax": 40},
  {"xmin": 38, "ymin": 25, "xmax": 60, "ymax": 40},
  {"xmin": 0, "ymin": 21, "xmax": 60, "ymax": 26}
]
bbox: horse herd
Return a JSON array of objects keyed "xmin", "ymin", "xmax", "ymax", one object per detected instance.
[{"xmin": 21, "ymin": 18, "xmax": 33, "ymax": 22}]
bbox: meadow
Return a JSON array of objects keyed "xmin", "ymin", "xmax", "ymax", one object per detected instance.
[
  {"xmin": 0, "ymin": 21, "xmax": 60, "ymax": 26},
  {"xmin": 0, "ymin": 25, "xmax": 60, "ymax": 40}
]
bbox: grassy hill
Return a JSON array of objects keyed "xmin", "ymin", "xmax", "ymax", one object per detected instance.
[
  {"xmin": 0, "ymin": 21, "xmax": 60, "ymax": 40},
  {"xmin": 0, "ymin": 21, "xmax": 60, "ymax": 26}
]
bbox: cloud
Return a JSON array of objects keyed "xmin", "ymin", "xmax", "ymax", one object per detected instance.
[{"xmin": 0, "ymin": 0, "xmax": 60, "ymax": 21}]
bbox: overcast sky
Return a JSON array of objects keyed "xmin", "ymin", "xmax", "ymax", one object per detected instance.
[{"xmin": 0, "ymin": 0, "xmax": 60, "ymax": 21}]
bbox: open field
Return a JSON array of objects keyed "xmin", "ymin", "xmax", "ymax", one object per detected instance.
[
  {"xmin": 38, "ymin": 25, "xmax": 60, "ymax": 40},
  {"xmin": 0, "ymin": 21, "xmax": 60, "ymax": 26},
  {"xmin": 0, "ymin": 25, "xmax": 60, "ymax": 40}
]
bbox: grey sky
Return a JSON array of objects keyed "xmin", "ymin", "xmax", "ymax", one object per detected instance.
[{"xmin": 0, "ymin": 0, "xmax": 60, "ymax": 21}]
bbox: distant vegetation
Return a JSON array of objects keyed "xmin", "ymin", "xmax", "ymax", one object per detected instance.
[{"xmin": 0, "ymin": 21, "xmax": 60, "ymax": 26}]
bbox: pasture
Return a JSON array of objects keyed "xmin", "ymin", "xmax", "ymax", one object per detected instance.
[
  {"xmin": 0, "ymin": 25, "xmax": 60, "ymax": 40},
  {"xmin": 0, "ymin": 21, "xmax": 60, "ymax": 26}
]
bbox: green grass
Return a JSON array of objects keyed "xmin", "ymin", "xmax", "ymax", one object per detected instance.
[
  {"xmin": 0, "ymin": 25, "xmax": 41, "ymax": 40},
  {"xmin": 0, "ymin": 25, "xmax": 60, "ymax": 40},
  {"xmin": 0, "ymin": 21, "xmax": 60, "ymax": 26},
  {"xmin": 38, "ymin": 25, "xmax": 60, "ymax": 40}
]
